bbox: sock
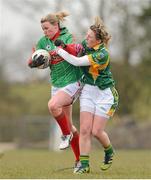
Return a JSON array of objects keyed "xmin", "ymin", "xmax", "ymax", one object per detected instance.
[
  {"xmin": 70, "ymin": 131, "xmax": 80, "ymax": 161},
  {"xmin": 80, "ymin": 155, "xmax": 89, "ymax": 167},
  {"xmin": 104, "ymin": 144, "xmax": 114, "ymax": 155},
  {"xmin": 55, "ymin": 112, "xmax": 71, "ymax": 135}
]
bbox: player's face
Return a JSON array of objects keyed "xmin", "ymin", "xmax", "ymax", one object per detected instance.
[
  {"xmin": 86, "ymin": 29, "xmax": 101, "ymax": 48},
  {"xmin": 41, "ymin": 21, "xmax": 59, "ymax": 39}
]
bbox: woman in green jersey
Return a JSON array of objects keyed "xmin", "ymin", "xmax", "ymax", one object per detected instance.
[
  {"xmin": 29, "ymin": 11, "xmax": 83, "ymax": 172},
  {"xmin": 56, "ymin": 16, "xmax": 119, "ymax": 174}
]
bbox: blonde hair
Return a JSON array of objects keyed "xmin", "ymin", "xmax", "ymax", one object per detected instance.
[
  {"xmin": 41, "ymin": 11, "xmax": 69, "ymax": 25},
  {"xmin": 90, "ymin": 16, "xmax": 111, "ymax": 45}
]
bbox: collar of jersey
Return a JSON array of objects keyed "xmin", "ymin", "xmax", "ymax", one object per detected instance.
[
  {"xmin": 93, "ymin": 43, "xmax": 104, "ymax": 50},
  {"xmin": 51, "ymin": 30, "xmax": 60, "ymax": 41}
]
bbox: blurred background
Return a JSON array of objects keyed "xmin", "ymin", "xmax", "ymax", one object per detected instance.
[{"xmin": 0, "ymin": 0, "xmax": 151, "ymax": 152}]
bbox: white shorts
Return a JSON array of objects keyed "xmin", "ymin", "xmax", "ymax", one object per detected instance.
[
  {"xmin": 80, "ymin": 84, "xmax": 119, "ymax": 119},
  {"xmin": 51, "ymin": 81, "xmax": 84, "ymax": 103}
]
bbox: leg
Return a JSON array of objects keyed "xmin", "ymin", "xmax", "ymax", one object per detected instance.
[
  {"xmin": 80, "ymin": 112, "xmax": 93, "ymax": 155},
  {"xmin": 91, "ymin": 86, "xmax": 119, "ymax": 170},
  {"xmin": 74, "ymin": 111, "xmax": 93, "ymax": 174},
  {"xmin": 92, "ymin": 115, "xmax": 114, "ymax": 171},
  {"xmin": 62, "ymin": 104, "xmax": 77, "ymax": 133},
  {"xmin": 48, "ymin": 82, "xmax": 82, "ymax": 135},
  {"xmin": 48, "ymin": 90, "xmax": 72, "ymax": 117},
  {"xmin": 48, "ymin": 90, "xmax": 73, "ymax": 149},
  {"xmin": 74, "ymin": 84, "xmax": 95, "ymax": 174},
  {"xmin": 92, "ymin": 115, "xmax": 110, "ymax": 148},
  {"xmin": 63, "ymin": 105, "xmax": 80, "ymax": 162}
]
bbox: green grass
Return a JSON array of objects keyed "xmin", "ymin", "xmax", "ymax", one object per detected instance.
[{"xmin": 0, "ymin": 149, "xmax": 151, "ymax": 179}]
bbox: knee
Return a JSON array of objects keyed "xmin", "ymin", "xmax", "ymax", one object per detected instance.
[
  {"xmin": 92, "ymin": 128, "xmax": 103, "ymax": 138},
  {"xmin": 80, "ymin": 126, "xmax": 91, "ymax": 137},
  {"xmin": 48, "ymin": 100, "xmax": 58, "ymax": 112}
]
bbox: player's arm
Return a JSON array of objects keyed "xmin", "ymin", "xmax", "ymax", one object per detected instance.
[
  {"xmin": 54, "ymin": 39, "xmax": 83, "ymax": 56},
  {"xmin": 48, "ymin": 39, "xmax": 83, "ymax": 63},
  {"xmin": 56, "ymin": 48, "xmax": 90, "ymax": 66}
]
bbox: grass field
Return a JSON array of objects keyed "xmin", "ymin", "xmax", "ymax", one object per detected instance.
[{"xmin": 0, "ymin": 149, "xmax": 151, "ymax": 179}]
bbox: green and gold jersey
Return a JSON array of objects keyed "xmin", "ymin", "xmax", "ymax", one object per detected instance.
[
  {"xmin": 36, "ymin": 27, "xmax": 82, "ymax": 87},
  {"xmin": 81, "ymin": 41, "xmax": 115, "ymax": 90}
]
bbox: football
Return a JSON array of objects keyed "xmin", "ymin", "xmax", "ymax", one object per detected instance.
[{"xmin": 31, "ymin": 49, "xmax": 51, "ymax": 69}]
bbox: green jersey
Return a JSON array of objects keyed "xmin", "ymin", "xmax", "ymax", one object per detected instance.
[
  {"xmin": 36, "ymin": 27, "xmax": 82, "ymax": 87},
  {"xmin": 81, "ymin": 41, "xmax": 115, "ymax": 90}
]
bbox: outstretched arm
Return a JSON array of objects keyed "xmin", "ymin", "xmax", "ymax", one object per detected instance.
[
  {"xmin": 56, "ymin": 48, "xmax": 90, "ymax": 66},
  {"xmin": 54, "ymin": 39, "xmax": 84, "ymax": 56}
]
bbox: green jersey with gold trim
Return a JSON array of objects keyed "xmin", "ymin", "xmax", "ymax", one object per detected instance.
[
  {"xmin": 36, "ymin": 27, "xmax": 82, "ymax": 87},
  {"xmin": 81, "ymin": 41, "xmax": 115, "ymax": 90}
]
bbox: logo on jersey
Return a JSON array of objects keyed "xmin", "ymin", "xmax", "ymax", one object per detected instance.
[
  {"xmin": 46, "ymin": 45, "xmax": 52, "ymax": 50},
  {"xmin": 92, "ymin": 52, "xmax": 106, "ymax": 65},
  {"xmin": 96, "ymin": 53, "xmax": 105, "ymax": 60}
]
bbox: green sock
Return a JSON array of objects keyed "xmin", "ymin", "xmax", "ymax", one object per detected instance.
[
  {"xmin": 80, "ymin": 155, "xmax": 89, "ymax": 167},
  {"xmin": 104, "ymin": 144, "xmax": 114, "ymax": 155}
]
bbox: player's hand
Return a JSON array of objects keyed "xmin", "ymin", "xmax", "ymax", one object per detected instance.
[
  {"xmin": 28, "ymin": 54, "xmax": 45, "ymax": 68},
  {"xmin": 54, "ymin": 39, "xmax": 66, "ymax": 48},
  {"xmin": 33, "ymin": 54, "xmax": 46, "ymax": 67}
]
